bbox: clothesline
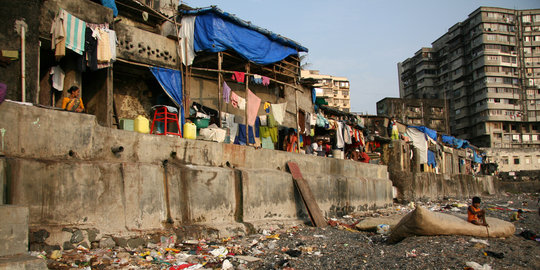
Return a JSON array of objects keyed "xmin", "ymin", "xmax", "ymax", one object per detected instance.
[{"xmin": 189, "ymin": 66, "xmax": 304, "ymax": 93}]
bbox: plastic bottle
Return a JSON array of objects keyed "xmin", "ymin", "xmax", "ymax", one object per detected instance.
[{"xmin": 134, "ymin": 115, "xmax": 150, "ymax": 133}]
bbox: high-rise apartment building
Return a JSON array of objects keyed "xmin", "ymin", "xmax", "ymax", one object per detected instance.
[
  {"xmin": 399, "ymin": 7, "xmax": 540, "ymax": 151},
  {"xmin": 301, "ymin": 70, "xmax": 351, "ymax": 112}
]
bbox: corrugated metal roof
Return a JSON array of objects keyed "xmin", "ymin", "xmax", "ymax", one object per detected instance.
[{"xmin": 180, "ymin": 6, "xmax": 308, "ymax": 53}]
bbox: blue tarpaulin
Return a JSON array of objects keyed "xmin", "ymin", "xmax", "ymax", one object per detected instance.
[
  {"xmin": 100, "ymin": 0, "xmax": 118, "ymax": 17},
  {"xmin": 427, "ymin": 150, "xmax": 437, "ymax": 168},
  {"xmin": 149, "ymin": 67, "xmax": 185, "ymax": 133},
  {"xmin": 410, "ymin": 126, "xmax": 437, "ymax": 141},
  {"xmin": 182, "ymin": 7, "xmax": 308, "ymax": 65},
  {"xmin": 441, "ymin": 135, "xmax": 455, "ymax": 145}
]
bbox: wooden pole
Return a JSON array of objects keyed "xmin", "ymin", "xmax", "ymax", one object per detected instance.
[
  {"xmin": 184, "ymin": 38, "xmax": 190, "ymax": 116},
  {"xmin": 217, "ymin": 52, "xmax": 223, "ymax": 127},
  {"xmin": 106, "ymin": 66, "xmax": 114, "ymax": 127},
  {"xmin": 20, "ymin": 25, "xmax": 26, "ymax": 102},
  {"xmin": 245, "ymin": 63, "xmax": 250, "ymax": 145}
]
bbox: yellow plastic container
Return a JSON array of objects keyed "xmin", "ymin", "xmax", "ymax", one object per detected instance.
[
  {"xmin": 183, "ymin": 122, "xmax": 197, "ymax": 139},
  {"xmin": 134, "ymin": 115, "xmax": 150, "ymax": 134}
]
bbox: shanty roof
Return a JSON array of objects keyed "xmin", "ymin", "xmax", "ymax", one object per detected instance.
[{"xmin": 180, "ymin": 6, "xmax": 308, "ymax": 53}]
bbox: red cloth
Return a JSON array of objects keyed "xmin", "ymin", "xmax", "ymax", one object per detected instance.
[
  {"xmin": 359, "ymin": 152, "xmax": 370, "ymax": 163},
  {"xmin": 231, "ymin": 71, "xmax": 245, "ymax": 83}
]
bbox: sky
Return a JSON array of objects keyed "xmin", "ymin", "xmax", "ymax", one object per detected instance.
[{"xmin": 185, "ymin": 0, "xmax": 539, "ymax": 114}]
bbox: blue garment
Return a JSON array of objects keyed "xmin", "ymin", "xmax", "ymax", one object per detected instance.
[
  {"xmin": 311, "ymin": 88, "xmax": 316, "ymax": 104},
  {"xmin": 149, "ymin": 67, "xmax": 185, "ymax": 134},
  {"xmin": 191, "ymin": 11, "xmax": 305, "ymax": 65},
  {"xmin": 234, "ymin": 124, "xmax": 256, "ymax": 145},
  {"xmin": 100, "ymin": 0, "xmax": 118, "ymax": 17},
  {"xmin": 427, "ymin": 150, "xmax": 437, "ymax": 168},
  {"xmin": 410, "ymin": 126, "xmax": 437, "ymax": 141}
]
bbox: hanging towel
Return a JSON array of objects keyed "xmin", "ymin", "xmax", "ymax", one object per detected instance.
[
  {"xmin": 259, "ymin": 115, "xmax": 267, "ymax": 126},
  {"xmin": 179, "ymin": 16, "xmax": 196, "ymax": 66},
  {"xmin": 247, "ymin": 88, "xmax": 261, "ymax": 126},
  {"xmin": 343, "ymin": 124, "xmax": 353, "ymax": 144},
  {"xmin": 49, "ymin": 65, "xmax": 65, "ymax": 91},
  {"xmin": 64, "ymin": 9, "xmax": 86, "ymax": 55},
  {"xmin": 223, "ymin": 81, "xmax": 231, "ymax": 103},
  {"xmin": 50, "ymin": 10, "xmax": 66, "ymax": 60},
  {"xmin": 237, "ymin": 95, "xmax": 246, "ymax": 110},
  {"xmin": 97, "ymin": 28, "xmax": 111, "ymax": 63},
  {"xmin": 230, "ymin": 91, "xmax": 239, "ymax": 108},
  {"xmin": 261, "ymin": 137, "xmax": 274, "ymax": 150},
  {"xmin": 336, "ymin": 122, "xmax": 345, "ymax": 148},
  {"xmin": 271, "ymin": 102, "xmax": 287, "ymax": 125},
  {"xmin": 105, "ymin": 29, "xmax": 117, "ymax": 61},
  {"xmin": 261, "ymin": 76, "xmax": 270, "ymax": 86},
  {"xmin": 406, "ymin": 127, "xmax": 428, "ymax": 164},
  {"xmin": 232, "ymin": 71, "xmax": 245, "ymax": 83},
  {"xmin": 251, "ymin": 74, "xmax": 262, "ymax": 84}
]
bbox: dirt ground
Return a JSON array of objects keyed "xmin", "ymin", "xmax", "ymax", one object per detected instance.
[{"xmin": 39, "ymin": 193, "xmax": 540, "ymax": 270}]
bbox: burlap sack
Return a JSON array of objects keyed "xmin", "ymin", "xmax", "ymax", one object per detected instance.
[{"xmin": 388, "ymin": 206, "xmax": 515, "ymax": 243}]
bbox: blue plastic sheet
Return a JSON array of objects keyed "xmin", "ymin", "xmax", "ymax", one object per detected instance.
[
  {"xmin": 100, "ymin": 0, "xmax": 118, "ymax": 17},
  {"xmin": 441, "ymin": 135, "xmax": 455, "ymax": 145},
  {"xmin": 410, "ymin": 126, "xmax": 437, "ymax": 141},
  {"xmin": 427, "ymin": 150, "xmax": 437, "ymax": 167},
  {"xmin": 190, "ymin": 10, "xmax": 306, "ymax": 65},
  {"xmin": 149, "ymin": 67, "xmax": 185, "ymax": 133}
]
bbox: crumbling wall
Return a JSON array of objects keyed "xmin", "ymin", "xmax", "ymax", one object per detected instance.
[{"xmin": 0, "ymin": 101, "xmax": 392, "ymax": 249}]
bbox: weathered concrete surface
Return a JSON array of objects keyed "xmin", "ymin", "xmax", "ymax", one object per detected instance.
[
  {"xmin": 499, "ymin": 181, "xmax": 540, "ymax": 194},
  {"xmin": 0, "ymin": 101, "xmax": 392, "ymax": 246},
  {"xmin": 409, "ymin": 173, "xmax": 497, "ymax": 201},
  {"xmin": 0, "ymin": 254, "xmax": 47, "ymax": 270},
  {"xmin": 0, "ymin": 205, "xmax": 29, "ymax": 257}
]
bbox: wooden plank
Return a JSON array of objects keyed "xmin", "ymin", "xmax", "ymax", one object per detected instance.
[{"xmin": 286, "ymin": 161, "xmax": 327, "ymax": 228}]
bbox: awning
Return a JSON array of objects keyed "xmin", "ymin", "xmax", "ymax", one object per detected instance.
[
  {"xmin": 149, "ymin": 67, "xmax": 185, "ymax": 133},
  {"xmin": 181, "ymin": 6, "xmax": 308, "ymax": 65}
]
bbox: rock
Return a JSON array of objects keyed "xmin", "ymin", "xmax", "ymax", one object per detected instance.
[
  {"xmin": 70, "ymin": 230, "xmax": 84, "ymax": 244},
  {"xmin": 91, "ymin": 241, "xmax": 100, "ymax": 249},
  {"xmin": 127, "ymin": 238, "xmax": 146, "ymax": 249},
  {"xmin": 86, "ymin": 229, "xmax": 99, "ymax": 242},
  {"xmin": 30, "ymin": 229, "xmax": 50, "ymax": 243},
  {"xmin": 113, "ymin": 237, "xmax": 128, "ymax": 248},
  {"xmin": 63, "ymin": 241, "xmax": 75, "ymax": 250},
  {"xmin": 100, "ymin": 237, "xmax": 116, "ymax": 249}
]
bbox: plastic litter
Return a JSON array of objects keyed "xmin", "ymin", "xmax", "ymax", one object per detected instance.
[
  {"xmin": 469, "ymin": 238, "xmax": 489, "ymax": 246},
  {"xmin": 465, "ymin": 261, "xmax": 492, "ymax": 270},
  {"xmin": 376, "ymin": 224, "xmax": 390, "ymax": 234},
  {"xmin": 221, "ymin": 259, "xmax": 233, "ymax": 270}
]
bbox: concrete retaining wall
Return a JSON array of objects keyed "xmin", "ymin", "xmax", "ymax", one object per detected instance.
[
  {"xmin": 499, "ymin": 181, "xmax": 540, "ymax": 194},
  {"xmin": 0, "ymin": 101, "xmax": 392, "ymax": 247},
  {"xmin": 408, "ymin": 173, "xmax": 497, "ymax": 200}
]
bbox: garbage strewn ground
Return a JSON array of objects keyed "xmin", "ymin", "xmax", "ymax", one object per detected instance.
[{"xmin": 30, "ymin": 193, "xmax": 540, "ymax": 269}]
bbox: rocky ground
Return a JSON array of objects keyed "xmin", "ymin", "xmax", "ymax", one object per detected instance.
[{"xmin": 34, "ymin": 193, "xmax": 540, "ymax": 270}]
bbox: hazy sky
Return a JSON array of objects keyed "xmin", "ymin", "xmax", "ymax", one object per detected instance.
[{"xmin": 185, "ymin": 0, "xmax": 539, "ymax": 114}]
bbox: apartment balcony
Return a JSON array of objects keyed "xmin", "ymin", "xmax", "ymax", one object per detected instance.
[{"xmin": 452, "ymin": 81, "xmax": 465, "ymax": 90}]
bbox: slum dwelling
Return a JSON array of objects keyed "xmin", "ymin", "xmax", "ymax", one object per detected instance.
[{"xmin": 36, "ymin": 0, "xmax": 313, "ymax": 144}]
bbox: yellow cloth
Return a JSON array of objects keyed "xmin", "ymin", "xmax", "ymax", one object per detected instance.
[
  {"xmin": 268, "ymin": 127, "xmax": 278, "ymax": 143},
  {"xmin": 259, "ymin": 126, "xmax": 270, "ymax": 138},
  {"xmin": 62, "ymin": 97, "xmax": 84, "ymax": 111}
]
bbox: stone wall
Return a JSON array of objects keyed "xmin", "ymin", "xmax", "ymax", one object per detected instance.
[{"xmin": 0, "ymin": 101, "xmax": 392, "ymax": 248}]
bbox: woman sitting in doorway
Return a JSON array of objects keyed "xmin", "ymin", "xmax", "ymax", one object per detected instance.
[{"xmin": 62, "ymin": 86, "xmax": 85, "ymax": 113}]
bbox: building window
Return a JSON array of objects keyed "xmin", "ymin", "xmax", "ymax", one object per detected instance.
[
  {"xmin": 513, "ymin": 157, "xmax": 520, "ymax": 165},
  {"xmin": 502, "ymin": 156, "xmax": 509, "ymax": 164},
  {"xmin": 525, "ymin": 156, "xmax": 531, "ymax": 164}
]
